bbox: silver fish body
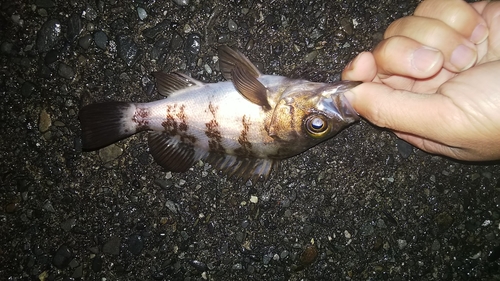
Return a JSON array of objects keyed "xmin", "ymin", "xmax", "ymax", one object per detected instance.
[{"xmin": 79, "ymin": 46, "xmax": 360, "ymax": 180}]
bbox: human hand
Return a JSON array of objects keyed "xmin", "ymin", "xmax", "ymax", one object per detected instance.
[{"xmin": 342, "ymin": 0, "xmax": 500, "ymax": 161}]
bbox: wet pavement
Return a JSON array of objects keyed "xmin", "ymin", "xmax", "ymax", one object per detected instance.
[{"xmin": 1, "ymin": 0, "xmax": 499, "ymax": 280}]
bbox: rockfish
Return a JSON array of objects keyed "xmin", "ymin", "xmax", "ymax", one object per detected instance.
[{"xmin": 79, "ymin": 46, "xmax": 360, "ymax": 180}]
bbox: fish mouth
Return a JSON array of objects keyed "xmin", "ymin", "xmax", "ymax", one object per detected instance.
[{"xmin": 319, "ymin": 81, "xmax": 360, "ymax": 123}]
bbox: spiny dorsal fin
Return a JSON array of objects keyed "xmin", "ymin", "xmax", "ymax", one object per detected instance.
[
  {"xmin": 218, "ymin": 46, "xmax": 271, "ymax": 109},
  {"xmin": 153, "ymin": 72, "xmax": 204, "ymax": 97},
  {"xmin": 148, "ymin": 132, "xmax": 200, "ymax": 172}
]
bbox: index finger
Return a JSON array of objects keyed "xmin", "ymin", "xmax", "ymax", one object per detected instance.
[{"xmin": 414, "ymin": 0, "xmax": 489, "ymax": 44}]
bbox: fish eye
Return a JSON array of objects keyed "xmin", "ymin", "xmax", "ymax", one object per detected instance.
[{"xmin": 305, "ymin": 114, "xmax": 330, "ymax": 137}]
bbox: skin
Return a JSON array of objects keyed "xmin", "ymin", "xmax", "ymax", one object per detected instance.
[{"xmin": 342, "ymin": 0, "xmax": 500, "ymax": 161}]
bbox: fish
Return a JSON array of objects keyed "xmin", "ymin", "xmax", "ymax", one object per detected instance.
[{"xmin": 78, "ymin": 46, "xmax": 360, "ymax": 180}]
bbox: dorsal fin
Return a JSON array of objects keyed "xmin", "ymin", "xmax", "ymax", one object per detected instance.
[
  {"xmin": 218, "ymin": 46, "xmax": 271, "ymax": 109},
  {"xmin": 153, "ymin": 72, "xmax": 204, "ymax": 97}
]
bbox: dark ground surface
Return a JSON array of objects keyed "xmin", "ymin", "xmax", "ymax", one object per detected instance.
[{"xmin": 1, "ymin": 0, "xmax": 500, "ymax": 280}]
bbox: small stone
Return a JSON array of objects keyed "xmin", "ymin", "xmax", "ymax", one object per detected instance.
[
  {"xmin": 93, "ymin": 31, "xmax": 108, "ymax": 50},
  {"xmin": 299, "ymin": 245, "xmax": 318, "ymax": 266},
  {"xmin": 103, "ymin": 236, "xmax": 121, "ymax": 255},
  {"xmin": 185, "ymin": 33, "xmax": 201, "ymax": 55},
  {"xmin": 397, "ymin": 239, "xmax": 407, "ymax": 249},
  {"xmin": 137, "ymin": 7, "xmax": 147, "ymax": 20},
  {"xmin": 36, "ymin": 0, "xmax": 56, "ymax": 8},
  {"xmin": 98, "ymin": 144, "xmax": 123, "ymax": 163},
  {"xmin": 117, "ymin": 35, "xmax": 141, "ymax": 67},
  {"xmin": 228, "ymin": 19, "xmax": 238, "ymax": 32},
  {"xmin": 127, "ymin": 234, "xmax": 144, "ymax": 255},
  {"xmin": 396, "ymin": 139, "xmax": 413, "ymax": 158},
  {"xmin": 249, "ymin": 195, "xmax": 258, "ymax": 204},
  {"xmin": 165, "ymin": 200, "xmax": 177, "ymax": 213},
  {"xmin": 435, "ymin": 212, "xmax": 454, "ymax": 232},
  {"xmin": 60, "ymin": 218, "xmax": 76, "ymax": 232},
  {"xmin": 66, "ymin": 13, "xmax": 82, "ymax": 42},
  {"xmin": 304, "ymin": 50, "xmax": 318, "ymax": 63},
  {"xmin": 58, "ymin": 63, "xmax": 75, "ymax": 80},
  {"xmin": 78, "ymin": 34, "xmax": 92, "ymax": 49},
  {"xmin": 232, "ymin": 263, "xmax": 243, "ymax": 270},
  {"xmin": 52, "ymin": 245, "xmax": 73, "ymax": 269},
  {"xmin": 36, "ymin": 19, "xmax": 62, "ymax": 52},
  {"xmin": 91, "ymin": 256, "xmax": 103, "ymax": 272},
  {"xmin": 39, "ymin": 109, "xmax": 51, "ymax": 132},
  {"xmin": 173, "ymin": 0, "xmax": 189, "ymax": 6},
  {"xmin": 21, "ymin": 82, "xmax": 35, "ymax": 98}
]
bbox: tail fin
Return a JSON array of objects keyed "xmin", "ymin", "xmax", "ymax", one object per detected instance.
[{"xmin": 78, "ymin": 102, "xmax": 139, "ymax": 151}]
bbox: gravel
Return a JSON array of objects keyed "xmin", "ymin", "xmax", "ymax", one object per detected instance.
[{"xmin": 1, "ymin": 0, "xmax": 499, "ymax": 280}]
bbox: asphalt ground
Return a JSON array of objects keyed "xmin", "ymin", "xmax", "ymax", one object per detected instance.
[{"xmin": 1, "ymin": 0, "xmax": 499, "ymax": 280}]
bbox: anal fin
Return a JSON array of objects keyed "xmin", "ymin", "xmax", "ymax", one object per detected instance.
[{"xmin": 206, "ymin": 152, "xmax": 275, "ymax": 181}]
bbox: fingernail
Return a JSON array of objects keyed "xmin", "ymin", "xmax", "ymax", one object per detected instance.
[
  {"xmin": 412, "ymin": 46, "xmax": 441, "ymax": 72},
  {"xmin": 470, "ymin": 24, "xmax": 488, "ymax": 44},
  {"xmin": 450, "ymin": 44, "xmax": 477, "ymax": 71}
]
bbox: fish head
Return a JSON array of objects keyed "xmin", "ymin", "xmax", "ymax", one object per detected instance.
[{"xmin": 267, "ymin": 81, "xmax": 360, "ymax": 152}]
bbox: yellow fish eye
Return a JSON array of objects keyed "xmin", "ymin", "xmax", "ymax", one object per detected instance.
[{"xmin": 305, "ymin": 114, "xmax": 330, "ymax": 138}]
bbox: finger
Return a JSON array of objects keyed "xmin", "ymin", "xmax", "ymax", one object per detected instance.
[
  {"xmin": 414, "ymin": 0, "xmax": 489, "ymax": 44},
  {"xmin": 476, "ymin": 1, "xmax": 500, "ymax": 63},
  {"xmin": 371, "ymin": 36, "xmax": 444, "ymax": 79},
  {"xmin": 385, "ymin": 16, "xmax": 477, "ymax": 72},
  {"xmin": 343, "ymin": 82, "xmax": 458, "ymax": 140},
  {"xmin": 341, "ymin": 52, "xmax": 378, "ymax": 82}
]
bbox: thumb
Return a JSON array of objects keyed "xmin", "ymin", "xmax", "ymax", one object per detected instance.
[{"xmin": 344, "ymin": 82, "xmax": 456, "ymax": 139}]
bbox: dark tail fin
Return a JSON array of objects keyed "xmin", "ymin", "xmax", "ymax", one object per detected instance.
[{"xmin": 78, "ymin": 102, "xmax": 139, "ymax": 151}]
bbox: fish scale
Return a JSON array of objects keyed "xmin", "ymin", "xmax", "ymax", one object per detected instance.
[{"xmin": 78, "ymin": 46, "xmax": 360, "ymax": 180}]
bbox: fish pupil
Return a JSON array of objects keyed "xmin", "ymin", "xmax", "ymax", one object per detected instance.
[{"xmin": 311, "ymin": 117, "xmax": 324, "ymax": 130}]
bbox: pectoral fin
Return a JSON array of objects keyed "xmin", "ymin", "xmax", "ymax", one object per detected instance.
[{"xmin": 219, "ymin": 46, "xmax": 271, "ymax": 109}]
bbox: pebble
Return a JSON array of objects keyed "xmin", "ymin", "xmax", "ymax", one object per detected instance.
[
  {"xmin": 58, "ymin": 63, "xmax": 75, "ymax": 80},
  {"xmin": 170, "ymin": 32, "xmax": 183, "ymax": 50},
  {"xmin": 137, "ymin": 7, "xmax": 147, "ymax": 20},
  {"xmin": 116, "ymin": 35, "xmax": 141, "ymax": 67},
  {"xmin": 66, "ymin": 13, "xmax": 82, "ymax": 42},
  {"xmin": 44, "ymin": 49, "xmax": 59, "ymax": 65},
  {"xmin": 165, "ymin": 200, "xmax": 178, "ymax": 213},
  {"xmin": 93, "ymin": 31, "xmax": 108, "ymax": 50},
  {"xmin": 83, "ymin": 5, "xmax": 98, "ymax": 21},
  {"xmin": 91, "ymin": 255, "xmax": 103, "ymax": 272},
  {"xmin": 127, "ymin": 234, "xmax": 144, "ymax": 255},
  {"xmin": 299, "ymin": 245, "xmax": 318, "ymax": 266},
  {"xmin": 36, "ymin": 19, "xmax": 62, "ymax": 52},
  {"xmin": 185, "ymin": 33, "xmax": 201, "ymax": 55},
  {"xmin": 228, "ymin": 19, "xmax": 238, "ymax": 32},
  {"xmin": 173, "ymin": 0, "xmax": 189, "ymax": 6},
  {"xmin": 98, "ymin": 144, "xmax": 123, "ymax": 162},
  {"xmin": 35, "ymin": 0, "xmax": 56, "ymax": 8},
  {"xmin": 78, "ymin": 34, "xmax": 93, "ymax": 49},
  {"xmin": 396, "ymin": 139, "xmax": 413, "ymax": 158},
  {"xmin": 103, "ymin": 236, "xmax": 121, "ymax": 255},
  {"xmin": 60, "ymin": 218, "xmax": 76, "ymax": 232},
  {"xmin": 304, "ymin": 50, "xmax": 318, "ymax": 63},
  {"xmin": 143, "ymin": 20, "xmax": 171, "ymax": 40},
  {"xmin": 21, "ymin": 82, "xmax": 36, "ymax": 98},
  {"xmin": 52, "ymin": 245, "xmax": 73, "ymax": 269},
  {"xmin": 189, "ymin": 260, "xmax": 207, "ymax": 272},
  {"xmin": 39, "ymin": 109, "xmax": 51, "ymax": 132}
]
